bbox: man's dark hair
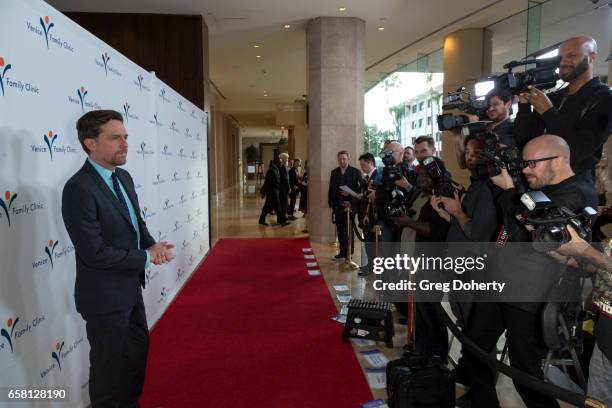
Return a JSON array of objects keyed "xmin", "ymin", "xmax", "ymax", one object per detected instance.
[
  {"xmin": 485, "ymin": 88, "xmax": 512, "ymax": 104},
  {"xmin": 337, "ymin": 150, "xmax": 350, "ymax": 158},
  {"xmin": 404, "ymin": 146, "xmax": 415, "ymax": 152},
  {"xmin": 358, "ymin": 153, "xmax": 375, "ymax": 166},
  {"xmin": 76, "ymin": 110, "xmax": 124, "ymax": 154},
  {"xmin": 414, "ymin": 136, "xmax": 435, "ymax": 148},
  {"xmin": 464, "ymin": 134, "xmax": 484, "ymax": 149}
]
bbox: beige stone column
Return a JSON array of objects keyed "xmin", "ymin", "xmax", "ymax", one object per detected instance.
[
  {"xmin": 441, "ymin": 28, "xmax": 492, "ymax": 188},
  {"xmin": 307, "ymin": 17, "xmax": 365, "ymax": 243}
]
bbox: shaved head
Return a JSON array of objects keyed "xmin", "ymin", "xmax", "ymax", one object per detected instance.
[
  {"xmin": 523, "ymin": 134, "xmax": 571, "ymax": 162},
  {"xmin": 561, "ymin": 36, "xmax": 598, "ymax": 54},
  {"xmin": 522, "ymin": 134, "xmax": 574, "ymax": 189}
]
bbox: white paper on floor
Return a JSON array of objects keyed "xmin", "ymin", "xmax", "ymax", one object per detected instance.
[
  {"xmin": 365, "ymin": 368, "xmax": 387, "ymax": 389},
  {"xmin": 331, "ymin": 314, "xmax": 347, "ymax": 324},
  {"xmin": 340, "ymin": 305, "xmax": 349, "ymax": 315},
  {"xmin": 351, "ymin": 338, "xmax": 377, "ymax": 347},
  {"xmin": 304, "ymin": 254, "xmax": 316, "ymax": 259},
  {"xmin": 360, "ymin": 349, "xmax": 390, "ymax": 368},
  {"xmin": 308, "ymin": 269, "xmax": 321, "ymax": 276},
  {"xmin": 336, "ymin": 294, "xmax": 352, "ymax": 303},
  {"xmin": 361, "ymin": 400, "xmax": 388, "ymax": 408},
  {"xmin": 333, "ymin": 284, "xmax": 349, "ymax": 292},
  {"xmin": 302, "ymin": 248, "xmax": 313, "ymax": 252},
  {"xmin": 306, "ymin": 262, "xmax": 318, "ymax": 267}
]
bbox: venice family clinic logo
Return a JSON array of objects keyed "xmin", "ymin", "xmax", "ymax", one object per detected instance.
[
  {"xmin": 51, "ymin": 340, "xmax": 65, "ymax": 371},
  {"xmin": 1, "ymin": 317, "xmax": 19, "ymax": 352},
  {"xmin": 45, "ymin": 240, "xmax": 59, "ymax": 269},
  {"xmin": 0, "ymin": 56, "xmax": 12, "ymax": 96},
  {"xmin": 43, "ymin": 130, "xmax": 58, "ymax": 161},
  {"xmin": 39, "ymin": 16, "xmax": 54, "ymax": 49},
  {"xmin": 77, "ymin": 86, "xmax": 87, "ymax": 111},
  {"xmin": 0, "ymin": 191, "xmax": 18, "ymax": 227}
]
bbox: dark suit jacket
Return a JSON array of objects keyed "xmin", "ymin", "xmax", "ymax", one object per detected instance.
[
  {"xmin": 327, "ymin": 165, "xmax": 362, "ymax": 210},
  {"xmin": 288, "ymin": 167, "xmax": 299, "ymax": 193},
  {"xmin": 279, "ymin": 164, "xmax": 290, "ymax": 194},
  {"xmin": 261, "ymin": 164, "xmax": 280, "ymax": 197},
  {"xmin": 62, "ymin": 160, "xmax": 155, "ymax": 315}
]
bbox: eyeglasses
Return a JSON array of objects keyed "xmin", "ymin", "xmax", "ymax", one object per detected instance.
[{"xmin": 524, "ymin": 156, "xmax": 558, "ymax": 169}]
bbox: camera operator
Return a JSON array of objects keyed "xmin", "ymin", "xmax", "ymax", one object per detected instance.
[
  {"xmin": 552, "ymin": 227, "xmax": 612, "ymax": 405},
  {"xmin": 356, "ymin": 153, "xmax": 378, "ymax": 275},
  {"xmin": 464, "ymin": 134, "xmax": 597, "ymax": 408},
  {"xmin": 515, "ymin": 36, "xmax": 612, "ymax": 180},
  {"xmin": 328, "ymin": 150, "xmax": 362, "ymax": 261},
  {"xmin": 392, "ymin": 156, "xmax": 452, "ymax": 361},
  {"xmin": 453, "ymin": 88, "xmax": 516, "ymax": 170}
]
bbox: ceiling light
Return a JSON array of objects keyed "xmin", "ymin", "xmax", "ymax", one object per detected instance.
[
  {"xmin": 256, "ymin": 55, "xmax": 261, "ymax": 58},
  {"xmin": 253, "ymin": 45, "xmax": 260, "ymax": 48},
  {"xmin": 283, "ymin": 24, "xmax": 291, "ymax": 29},
  {"xmin": 339, "ymin": 7, "xmax": 346, "ymax": 11},
  {"xmin": 377, "ymin": 26, "xmax": 385, "ymax": 31}
]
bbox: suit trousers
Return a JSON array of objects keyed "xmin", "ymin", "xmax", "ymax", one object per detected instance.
[
  {"xmin": 82, "ymin": 295, "xmax": 149, "ymax": 408},
  {"xmin": 288, "ymin": 189, "xmax": 299, "ymax": 216},
  {"xmin": 334, "ymin": 206, "xmax": 355, "ymax": 257}
]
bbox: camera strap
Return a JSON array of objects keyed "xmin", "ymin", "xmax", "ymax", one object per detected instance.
[{"xmin": 495, "ymin": 224, "xmax": 510, "ymax": 246}]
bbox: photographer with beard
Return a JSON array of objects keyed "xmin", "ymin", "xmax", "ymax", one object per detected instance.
[
  {"xmin": 515, "ymin": 36, "xmax": 612, "ymax": 181},
  {"xmin": 464, "ymin": 134, "xmax": 597, "ymax": 408},
  {"xmin": 453, "ymin": 88, "xmax": 516, "ymax": 170}
]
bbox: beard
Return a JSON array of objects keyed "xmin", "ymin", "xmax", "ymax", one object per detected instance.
[{"xmin": 560, "ymin": 56, "xmax": 589, "ymax": 82}]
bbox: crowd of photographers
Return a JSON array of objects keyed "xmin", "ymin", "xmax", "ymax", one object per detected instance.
[{"xmin": 328, "ymin": 36, "xmax": 612, "ymax": 407}]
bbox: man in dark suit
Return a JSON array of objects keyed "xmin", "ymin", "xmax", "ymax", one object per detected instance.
[
  {"xmin": 259, "ymin": 158, "xmax": 289, "ymax": 226},
  {"xmin": 328, "ymin": 150, "xmax": 361, "ymax": 261},
  {"xmin": 356, "ymin": 153, "xmax": 378, "ymax": 275},
  {"xmin": 278, "ymin": 152, "xmax": 291, "ymax": 222},
  {"xmin": 287, "ymin": 158, "xmax": 301, "ymax": 220},
  {"xmin": 62, "ymin": 110, "xmax": 174, "ymax": 408}
]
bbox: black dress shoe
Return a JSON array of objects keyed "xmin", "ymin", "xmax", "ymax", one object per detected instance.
[
  {"xmin": 280, "ymin": 221, "xmax": 291, "ymax": 227},
  {"xmin": 288, "ymin": 215, "xmax": 297, "ymax": 220},
  {"xmin": 358, "ymin": 267, "xmax": 373, "ymax": 277},
  {"xmin": 258, "ymin": 222, "xmax": 268, "ymax": 226}
]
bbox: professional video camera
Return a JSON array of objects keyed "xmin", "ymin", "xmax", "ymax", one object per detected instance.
[
  {"xmin": 488, "ymin": 55, "xmax": 560, "ymax": 95},
  {"xmin": 519, "ymin": 191, "xmax": 596, "ymax": 252},
  {"xmin": 423, "ymin": 156, "xmax": 464, "ymax": 199},
  {"xmin": 437, "ymin": 87, "xmax": 490, "ymax": 132}
]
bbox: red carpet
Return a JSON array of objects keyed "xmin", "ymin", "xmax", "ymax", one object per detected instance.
[{"xmin": 141, "ymin": 237, "xmax": 373, "ymax": 407}]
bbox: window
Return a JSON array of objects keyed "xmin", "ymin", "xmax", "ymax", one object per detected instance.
[
  {"xmin": 412, "ymin": 105, "xmax": 417, "ymax": 113},
  {"xmin": 411, "ymin": 121, "xmax": 416, "ymax": 129},
  {"xmin": 419, "ymin": 101, "xmax": 424, "ymax": 111},
  {"xmin": 427, "ymin": 117, "xmax": 432, "ymax": 125},
  {"xmin": 427, "ymin": 99, "xmax": 431, "ymax": 107},
  {"xmin": 418, "ymin": 119, "xmax": 423, "ymax": 128}
]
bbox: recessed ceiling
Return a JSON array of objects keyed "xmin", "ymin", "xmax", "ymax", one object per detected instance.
[{"xmin": 46, "ymin": 0, "xmax": 528, "ymax": 126}]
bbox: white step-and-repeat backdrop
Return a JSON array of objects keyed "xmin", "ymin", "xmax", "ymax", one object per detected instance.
[{"xmin": 0, "ymin": 0, "xmax": 210, "ymax": 406}]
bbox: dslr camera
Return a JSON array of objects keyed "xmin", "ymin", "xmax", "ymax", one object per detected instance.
[
  {"xmin": 519, "ymin": 191, "xmax": 596, "ymax": 252},
  {"xmin": 422, "ymin": 156, "xmax": 463, "ymax": 199}
]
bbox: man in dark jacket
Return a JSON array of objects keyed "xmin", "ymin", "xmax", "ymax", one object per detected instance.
[
  {"xmin": 287, "ymin": 158, "xmax": 301, "ymax": 220},
  {"xmin": 259, "ymin": 158, "xmax": 288, "ymax": 226},
  {"xmin": 328, "ymin": 150, "xmax": 362, "ymax": 260},
  {"xmin": 514, "ymin": 36, "xmax": 612, "ymax": 181}
]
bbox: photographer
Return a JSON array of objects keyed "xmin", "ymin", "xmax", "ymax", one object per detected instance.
[
  {"xmin": 464, "ymin": 134, "xmax": 597, "ymax": 408},
  {"xmin": 453, "ymin": 88, "xmax": 516, "ymax": 170},
  {"xmin": 553, "ymin": 227, "xmax": 612, "ymax": 405},
  {"xmin": 392, "ymin": 156, "xmax": 451, "ymax": 361},
  {"xmin": 374, "ymin": 141, "xmax": 413, "ymax": 242},
  {"xmin": 515, "ymin": 36, "xmax": 612, "ymax": 180}
]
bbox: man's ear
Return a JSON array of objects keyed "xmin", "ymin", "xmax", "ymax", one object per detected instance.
[{"xmin": 83, "ymin": 137, "xmax": 96, "ymax": 153}]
